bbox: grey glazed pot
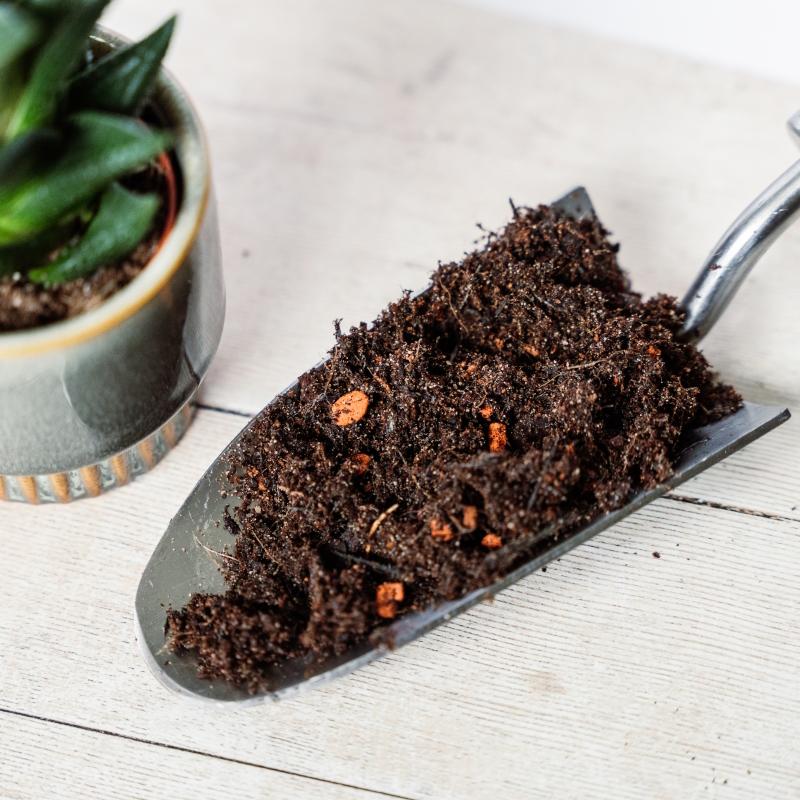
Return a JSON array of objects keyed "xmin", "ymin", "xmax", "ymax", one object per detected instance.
[{"xmin": 0, "ymin": 30, "xmax": 224, "ymax": 503}]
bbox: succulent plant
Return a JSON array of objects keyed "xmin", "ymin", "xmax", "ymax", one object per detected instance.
[{"xmin": 0, "ymin": 0, "xmax": 175, "ymax": 285}]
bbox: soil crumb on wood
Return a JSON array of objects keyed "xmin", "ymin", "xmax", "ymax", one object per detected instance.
[{"xmin": 166, "ymin": 204, "xmax": 741, "ymax": 692}]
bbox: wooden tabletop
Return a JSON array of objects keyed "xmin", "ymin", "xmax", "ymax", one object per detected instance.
[{"xmin": 2, "ymin": 1, "xmax": 799, "ymax": 797}]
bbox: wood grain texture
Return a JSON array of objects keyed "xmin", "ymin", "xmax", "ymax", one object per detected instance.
[
  {"xmin": 2, "ymin": 0, "xmax": 799, "ymax": 797},
  {"xmin": 105, "ymin": 0, "xmax": 800, "ymax": 417},
  {"xmin": 0, "ymin": 713, "xmax": 397, "ymax": 800},
  {"xmin": 1, "ymin": 412, "xmax": 799, "ymax": 799}
]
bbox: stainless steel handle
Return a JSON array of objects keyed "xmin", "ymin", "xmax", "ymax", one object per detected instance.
[{"xmin": 679, "ymin": 113, "xmax": 800, "ymax": 342}]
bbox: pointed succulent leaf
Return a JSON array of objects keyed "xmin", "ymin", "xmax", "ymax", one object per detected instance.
[
  {"xmin": 69, "ymin": 16, "xmax": 176, "ymax": 114},
  {"xmin": 0, "ymin": 58, "xmax": 26, "ymax": 138},
  {"xmin": 5, "ymin": 0, "xmax": 110, "ymax": 139},
  {"xmin": 0, "ymin": 4, "xmax": 39, "ymax": 136},
  {"xmin": 28, "ymin": 181, "xmax": 160, "ymax": 285},
  {"xmin": 0, "ymin": 128, "xmax": 61, "ymax": 185},
  {"xmin": 0, "ymin": 111, "xmax": 171, "ymax": 247},
  {"xmin": 0, "ymin": 223, "xmax": 74, "ymax": 276},
  {"xmin": 15, "ymin": 0, "xmax": 75, "ymax": 13},
  {"xmin": 0, "ymin": 2, "xmax": 41, "ymax": 71}
]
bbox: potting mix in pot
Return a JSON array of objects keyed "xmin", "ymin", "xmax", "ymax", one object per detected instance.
[
  {"xmin": 166, "ymin": 204, "xmax": 741, "ymax": 693},
  {"xmin": 0, "ymin": 1, "xmax": 175, "ymax": 332}
]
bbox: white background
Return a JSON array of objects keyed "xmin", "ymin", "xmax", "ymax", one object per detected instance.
[{"xmin": 462, "ymin": 0, "xmax": 800, "ymax": 85}]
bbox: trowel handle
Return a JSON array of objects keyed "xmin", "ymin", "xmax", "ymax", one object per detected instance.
[{"xmin": 679, "ymin": 112, "xmax": 800, "ymax": 343}]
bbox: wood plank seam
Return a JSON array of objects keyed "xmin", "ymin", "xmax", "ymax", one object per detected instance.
[
  {"xmin": 194, "ymin": 400, "xmax": 252, "ymax": 418},
  {"xmin": 666, "ymin": 493, "xmax": 799, "ymax": 523},
  {"xmin": 0, "ymin": 706, "xmax": 418, "ymax": 800}
]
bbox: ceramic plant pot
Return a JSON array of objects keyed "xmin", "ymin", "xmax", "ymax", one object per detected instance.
[{"xmin": 0, "ymin": 29, "xmax": 224, "ymax": 503}]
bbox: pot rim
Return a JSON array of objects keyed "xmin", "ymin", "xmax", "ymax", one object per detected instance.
[{"xmin": 0, "ymin": 26, "xmax": 210, "ymax": 359}]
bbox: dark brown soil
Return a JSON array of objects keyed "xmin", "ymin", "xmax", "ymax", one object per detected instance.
[
  {"xmin": 166, "ymin": 204, "xmax": 741, "ymax": 693},
  {"xmin": 0, "ymin": 162, "xmax": 171, "ymax": 333}
]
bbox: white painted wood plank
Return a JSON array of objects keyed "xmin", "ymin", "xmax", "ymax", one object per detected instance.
[
  {"xmin": 3, "ymin": 0, "xmax": 800, "ymax": 797},
  {"xmin": 0, "ymin": 713, "xmax": 390, "ymax": 800},
  {"xmin": 1, "ymin": 411, "xmax": 798, "ymax": 799},
  {"xmin": 671, "ymin": 418, "xmax": 800, "ymax": 521},
  {"xmin": 108, "ymin": 0, "xmax": 800, "ymax": 522},
  {"xmin": 106, "ymin": 0, "xmax": 800, "ymax": 419},
  {"xmin": 458, "ymin": 0, "xmax": 800, "ymax": 85}
]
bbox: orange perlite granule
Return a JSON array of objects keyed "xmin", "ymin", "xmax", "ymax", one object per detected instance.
[
  {"xmin": 481, "ymin": 533, "xmax": 502, "ymax": 550},
  {"xmin": 350, "ymin": 453, "xmax": 371, "ymax": 474},
  {"xmin": 430, "ymin": 518, "xmax": 454, "ymax": 541},
  {"xmin": 332, "ymin": 390, "xmax": 369, "ymax": 426},
  {"xmin": 376, "ymin": 582, "xmax": 405, "ymax": 619},
  {"xmin": 488, "ymin": 422, "xmax": 507, "ymax": 453},
  {"xmin": 462, "ymin": 505, "xmax": 478, "ymax": 530}
]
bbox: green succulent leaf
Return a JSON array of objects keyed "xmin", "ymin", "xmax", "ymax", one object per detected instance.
[
  {"xmin": 0, "ymin": 223, "xmax": 73, "ymax": 277},
  {"xmin": 28, "ymin": 181, "xmax": 159, "ymax": 285},
  {"xmin": 0, "ymin": 61, "xmax": 24, "ymax": 135},
  {"xmin": 0, "ymin": 111, "xmax": 171, "ymax": 247},
  {"xmin": 69, "ymin": 15, "xmax": 176, "ymax": 114},
  {"xmin": 0, "ymin": 2, "xmax": 41, "ymax": 71},
  {"xmin": 14, "ymin": 0, "xmax": 74, "ymax": 13},
  {"xmin": 5, "ymin": 0, "xmax": 110, "ymax": 139},
  {"xmin": 0, "ymin": 127, "xmax": 60, "ymax": 185}
]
